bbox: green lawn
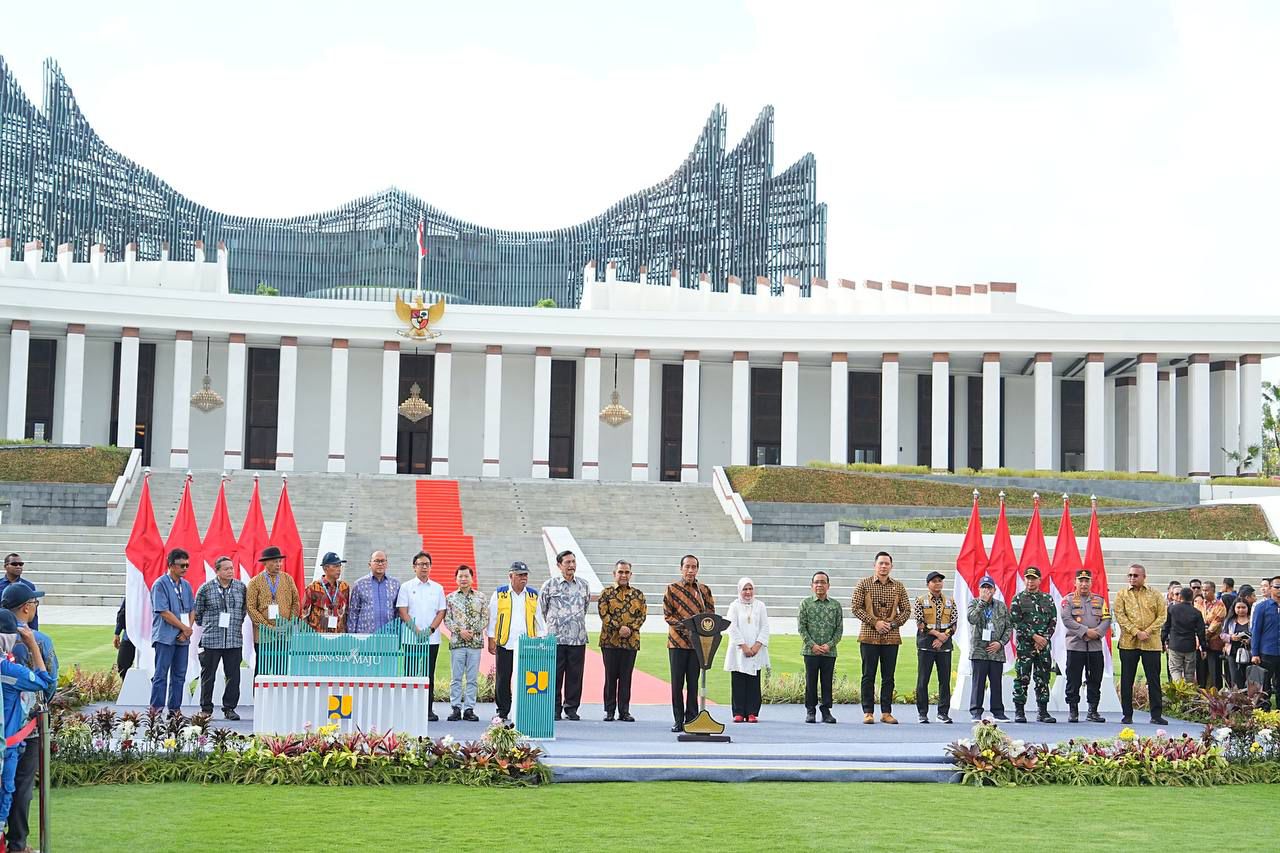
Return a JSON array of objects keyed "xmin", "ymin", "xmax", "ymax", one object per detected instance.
[{"xmin": 39, "ymin": 782, "xmax": 1277, "ymax": 852}]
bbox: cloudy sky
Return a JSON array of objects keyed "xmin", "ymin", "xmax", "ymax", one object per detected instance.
[{"xmin": 3, "ymin": 1, "xmax": 1277, "ymax": 345}]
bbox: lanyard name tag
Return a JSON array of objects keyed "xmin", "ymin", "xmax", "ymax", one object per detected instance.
[
  {"xmin": 268, "ymin": 604, "xmax": 280, "ymax": 620},
  {"xmin": 327, "ymin": 615, "xmax": 338, "ymax": 629},
  {"xmin": 179, "ymin": 613, "xmax": 190, "ymax": 627},
  {"xmin": 218, "ymin": 612, "xmax": 231, "ymax": 629},
  {"xmin": 982, "ymin": 627, "xmax": 993, "ymax": 641}
]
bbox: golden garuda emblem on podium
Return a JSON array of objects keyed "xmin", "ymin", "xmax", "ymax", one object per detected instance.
[{"xmin": 395, "ymin": 293, "xmax": 446, "ymax": 339}]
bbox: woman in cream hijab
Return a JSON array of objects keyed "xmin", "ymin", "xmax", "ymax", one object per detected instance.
[{"xmin": 724, "ymin": 577, "xmax": 770, "ymax": 722}]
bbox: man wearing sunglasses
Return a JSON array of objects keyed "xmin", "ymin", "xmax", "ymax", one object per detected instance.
[
  {"xmin": 0, "ymin": 554, "xmax": 37, "ymax": 630},
  {"xmin": 1114, "ymin": 563, "xmax": 1169, "ymax": 726}
]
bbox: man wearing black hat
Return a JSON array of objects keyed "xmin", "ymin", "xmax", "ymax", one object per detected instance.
[
  {"xmin": 913, "ymin": 571, "xmax": 956, "ymax": 723},
  {"xmin": 1010, "ymin": 566, "xmax": 1057, "ymax": 723},
  {"xmin": 303, "ymin": 552, "xmax": 350, "ymax": 634},
  {"xmin": 2, "ymin": 581, "xmax": 56, "ymax": 853},
  {"xmin": 193, "ymin": 555, "xmax": 248, "ymax": 720},
  {"xmin": 246, "ymin": 545, "xmax": 302, "ymax": 675},
  {"xmin": 487, "ymin": 562, "xmax": 546, "ymax": 723},
  {"xmin": 1060, "ymin": 569, "xmax": 1111, "ymax": 723}
]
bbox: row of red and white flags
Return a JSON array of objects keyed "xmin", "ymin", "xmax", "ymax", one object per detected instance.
[
  {"xmin": 952, "ymin": 493, "xmax": 1114, "ymax": 679},
  {"xmin": 123, "ymin": 473, "xmax": 305, "ymax": 672}
]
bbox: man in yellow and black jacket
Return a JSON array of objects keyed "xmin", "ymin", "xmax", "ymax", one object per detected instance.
[{"xmin": 487, "ymin": 561, "xmax": 547, "ymax": 722}]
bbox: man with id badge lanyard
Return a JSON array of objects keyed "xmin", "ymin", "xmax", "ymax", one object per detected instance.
[
  {"xmin": 303, "ymin": 552, "xmax": 351, "ymax": 633},
  {"xmin": 967, "ymin": 576, "xmax": 1012, "ymax": 722},
  {"xmin": 193, "ymin": 555, "xmax": 248, "ymax": 720},
  {"xmin": 246, "ymin": 546, "xmax": 302, "ymax": 676},
  {"xmin": 150, "ymin": 548, "xmax": 197, "ymax": 714}
]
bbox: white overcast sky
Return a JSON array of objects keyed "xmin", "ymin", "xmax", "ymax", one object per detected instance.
[{"xmin": 3, "ymin": 0, "xmax": 1278, "ymax": 376}]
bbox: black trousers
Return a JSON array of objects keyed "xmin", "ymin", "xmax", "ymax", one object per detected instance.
[
  {"xmin": 803, "ymin": 654, "xmax": 835, "ymax": 711},
  {"xmin": 1201, "ymin": 650, "xmax": 1224, "ymax": 690},
  {"xmin": 117, "ymin": 637, "xmax": 136, "ymax": 677},
  {"xmin": 6, "ymin": 736, "xmax": 39, "ymax": 850},
  {"xmin": 1119, "ymin": 648, "xmax": 1164, "ymax": 718},
  {"xmin": 731, "ymin": 671, "xmax": 763, "ymax": 718},
  {"xmin": 916, "ymin": 648, "xmax": 951, "ymax": 716},
  {"xmin": 1260, "ymin": 654, "xmax": 1280, "ymax": 711},
  {"xmin": 969, "ymin": 658, "xmax": 1005, "ymax": 716},
  {"xmin": 1227, "ymin": 652, "xmax": 1250, "ymax": 689},
  {"xmin": 601, "ymin": 647, "xmax": 637, "ymax": 714},
  {"xmin": 860, "ymin": 643, "xmax": 899, "ymax": 713},
  {"xmin": 669, "ymin": 648, "xmax": 700, "ymax": 723},
  {"xmin": 555, "ymin": 644, "xmax": 586, "ymax": 716},
  {"xmin": 198, "ymin": 646, "xmax": 243, "ymax": 713},
  {"xmin": 496, "ymin": 646, "xmax": 515, "ymax": 718},
  {"xmin": 1065, "ymin": 649, "xmax": 1104, "ymax": 707}
]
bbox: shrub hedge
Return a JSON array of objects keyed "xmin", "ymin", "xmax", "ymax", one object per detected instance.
[{"xmin": 0, "ymin": 442, "xmax": 131, "ymax": 484}]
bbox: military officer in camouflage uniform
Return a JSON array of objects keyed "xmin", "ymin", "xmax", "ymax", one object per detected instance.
[
  {"xmin": 1060, "ymin": 569, "xmax": 1112, "ymax": 723},
  {"xmin": 1010, "ymin": 566, "xmax": 1057, "ymax": 723}
]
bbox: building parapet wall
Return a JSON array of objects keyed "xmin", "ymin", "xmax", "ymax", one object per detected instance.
[{"xmin": 0, "ymin": 238, "xmax": 228, "ymax": 293}]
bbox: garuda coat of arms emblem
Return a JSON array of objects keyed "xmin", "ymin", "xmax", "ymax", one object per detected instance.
[{"xmin": 395, "ymin": 293, "xmax": 446, "ymax": 339}]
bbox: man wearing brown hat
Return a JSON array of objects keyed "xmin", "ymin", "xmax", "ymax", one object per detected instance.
[
  {"xmin": 245, "ymin": 545, "xmax": 301, "ymax": 675},
  {"xmin": 1009, "ymin": 566, "xmax": 1057, "ymax": 723},
  {"xmin": 1059, "ymin": 569, "xmax": 1111, "ymax": 723}
]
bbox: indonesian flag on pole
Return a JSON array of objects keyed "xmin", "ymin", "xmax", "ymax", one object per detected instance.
[
  {"xmin": 987, "ymin": 493, "xmax": 1021, "ymax": 662},
  {"xmin": 124, "ymin": 474, "xmax": 165, "ymax": 671},
  {"xmin": 236, "ymin": 475, "xmax": 269, "ymax": 581},
  {"xmin": 952, "ymin": 491, "xmax": 988, "ymax": 689},
  {"xmin": 416, "ymin": 217, "xmax": 427, "ymax": 258},
  {"xmin": 268, "ymin": 477, "xmax": 306, "ymax": 594},
  {"xmin": 164, "ymin": 474, "xmax": 204, "ymax": 676},
  {"xmin": 1048, "ymin": 494, "xmax": 1083, "ymax": 676},
  {"xmin": 1083, "ymin": 496, "xmax": 1114, "ymax": 658},
  {"xmin": 1019, "ymin": 494, "xmax": 1056, "ymax": 666},
  {"xmin": 203, "ymin": 476, "xmax": 255, "ymax": 666}
]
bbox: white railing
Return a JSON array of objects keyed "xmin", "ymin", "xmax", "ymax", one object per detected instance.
[
  {"xmin": 105, "ymin": 448, "xmax": 143, "ymax": 527},
  {"xmin": 712, "ymin": 465, "xmax": 753, "ymax": 542}
]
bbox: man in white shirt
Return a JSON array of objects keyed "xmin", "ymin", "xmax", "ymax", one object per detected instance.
[
  {"xmin": 396, "ymin": 550, "xmax": 447, "ymax": 722},
  {"xmin": 487, "ymin": 561, "xmax": 547, "ymax": 723}
]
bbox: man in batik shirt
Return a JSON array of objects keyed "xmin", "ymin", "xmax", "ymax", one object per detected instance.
[
  {"xmin": 597, "ymin": 560, "xmax": 647, "ymax": 722},
  {"xmin": 540, "ymin": 550, "xmax": 593, "ymax": 721}
]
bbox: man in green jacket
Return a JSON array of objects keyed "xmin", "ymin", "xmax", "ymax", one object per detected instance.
[
  {"xmin": 1010, "ymin": 566, "xmax": 1058, "ymax": 723},
  {"xmin": 968, "ymin": 576, "xmax": 1012, "ymax": 721},
  {"xmin": 798, "ymin": 571, "xmax": 843, "ymax": 724}
]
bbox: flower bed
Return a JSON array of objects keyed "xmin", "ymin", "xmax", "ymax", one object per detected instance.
[
  {"xmin": 950, "ymin": 688, "xmax": 1280, "ymax": 787},
  {"xmin": 51, "ymin": 707, "xmax": 551, "ymax": 787}
]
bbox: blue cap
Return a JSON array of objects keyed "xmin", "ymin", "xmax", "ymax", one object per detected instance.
[
  {"xmin": 320, "ymin": 552, "xmax": 346, "ymax": 567},
  {"xmin": 0, "ymin": 609, "xmax": 17, "ymax": 633},
  {"xmin": 979, "ymin": 576, "xmax": 996, "ymax": 589},
  {"xmin": 1, "ymin": 584, "xmax": 44, "ymax": 610}
]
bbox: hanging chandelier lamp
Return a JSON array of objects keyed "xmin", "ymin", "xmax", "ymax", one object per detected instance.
[
  {"xmin": 398, "ymin": 348, "xmax": 433, "ymax": 423},
  {"xmin": 599, "ymin": 353, "xmax": 632, "ymax": 427},
  {"xmin": 190, "ymin": 336, "xmax": 225, "ymax": 413}
]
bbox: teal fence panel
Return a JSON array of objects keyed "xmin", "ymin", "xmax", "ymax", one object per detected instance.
[
  {"xmin": 514, "ymin": 634, "xmax": 557, "ymax": 739},
  {"xmin": 253, "ymin": 618, "xmax": 435, "ymax": 679}
]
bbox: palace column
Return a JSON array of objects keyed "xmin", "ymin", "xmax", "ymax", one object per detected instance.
[
  {"xmin": 378, "ymin": 342, "xmax": 399, "ymax": 474},
  {"xmin": 829, "ymin": 353, "xmax": 848, "ymax": 464},
  {"xmin": 1158, "ymin": 370, "xmax": 1176, "ymax": 476},
  {"xmin": 482, "ymin": 345, "xmax": 502, "ymax": 477},
  {"xmin": 631, "ymin": 350, "xmax": 651, "ymax": 481},
  {"xmin": 1137, "ymin": 353, "xmax": 1159, "ymax": 474},
  {"xmin": 982, "ymin": 352, "xmax": 1002, "ymax": 470},
  {"xmin": 224, "ymin": 334, "xmax": 247, "ymax": 470},
  {"xmin": 1034, "ymin": 352, "xmax": 1053, "ymax": 470},
  {"xmin": 168, "ymin": 330, "xmax": 193, "ymax": 468},
  {"xmin": 5, "ymin": 321, "xmax": 29, "ymax": 440},
  {"xmin": 931, "ymin": 353, "xmax": 950, "ymax": 472},
  {"xmin": 781, "ymin": 352, "xmax": 799, "ymax": 466},
  {"xmin": 1187, "ymin": 353, "xmax": 1210, "ymax": 477},
  {"xmin": 581, "ymin": 348, "xmax": 601, "ymax": 480},
  {"xmin": 680, "ymin": 351, "xmax": 700, "ymax": 482},
  {"xmin": 880, "ymin": 353, "xmax": 900, "ymax": 466},
  {"xmin": 59, "ymin": 323, "xmax": 85, "ymax": 444},
  {"xmin": 730, "ymin": 352, "xmax": 750, "ymax": 465},
  {"xmin": 327, "ymin": 339, "xmax": 348, "ymax": 473},
  {"xmin": 1239, "ymin": 355, "xmax": 1263, "ymax": 475},
  {"xmin": 1211, "ymin": 359, "xmax": 1239, "ymax": 476},
  {"xmin": 275, "ymin": 336, "xmax": 297, "ymax": 472},
  {"xmin": 1084, "ymin": 353, "xmax": 1105, "ymax": 471},
  {"xmin": 431, "ymin": 344, "xmax": 452, "ymax": 475},
  {"xmin": 532, "ymin": 347, "xmax": 552, "ymax": 478},
  {"xmin": 116, "ymin": 327, "xmax": 139, "ymax": 449}
]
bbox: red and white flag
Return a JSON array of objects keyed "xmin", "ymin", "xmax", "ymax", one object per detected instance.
[
  {"xmin": 236, "ymin": 475, "xmax": 268, "ymax": 581},
  {"xmin": 1048, "ymin": 495, "xmax": 1083, "ymax": 678},
  {"xmin": 987, "ymin": 494, "xmax": 1020, "ymax": 662},
  {"xmin": 1083, "ymin": 497, "xmax": 1114, "ymax": 663},
  {"xmin": 268, "ymin": 478, "xmax": 306, "ymax": 595},
  {"xmin": 952, "ymin": 492, "xmax": 988, "ymax": 687},
  {"xmin": 164, "ymin": 474, "xmax": 204, "ymax": 675},
  {"xmin": 1019, "ymin": 495, "xmax": 1057, "ymax": 668},
  {"xmin": 124, "ymin": 474, "xmax": 165, "ymax": 671},
  {"xmin": 203, "ymin": 476, "xmax": 255, "ymax": 666},
  {"xmin": 416, "ymin": 217, "xmax": 427, "ymax": 258}
]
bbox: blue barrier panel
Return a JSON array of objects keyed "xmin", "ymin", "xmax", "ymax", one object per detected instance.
[{"xmin": 514, "ymin": 635, "xmax": 557, "ymax": 739}]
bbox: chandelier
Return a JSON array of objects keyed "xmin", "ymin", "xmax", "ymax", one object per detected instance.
[
  {"xmin": 598, "ymin": 353, "xmax": 632, "ymax": 427},
  {"xmin": 190, "ymin": 337, "xmax": 224, "ymax": 413},
  {"xmin": 398, "ymin": 348, "xmax": 433, "ymax": 423}
]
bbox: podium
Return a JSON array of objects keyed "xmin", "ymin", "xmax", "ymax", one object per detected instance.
[
  {"xmin": 514, "ymin": 635, "xmax": 557, "ymax": 739},
  {"xmin": 678, "ymin": 612, "xmax": 732, "ymax": 743}
]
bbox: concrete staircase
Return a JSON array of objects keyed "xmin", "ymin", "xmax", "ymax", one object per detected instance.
[{"xmin": 0, "ymin": 526, "xmax": 130, "ymax": 607}]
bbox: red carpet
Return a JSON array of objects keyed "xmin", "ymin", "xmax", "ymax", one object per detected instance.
[{"xmin": 414, "ymin": 480, "xmax": 477, "ymax": 596}]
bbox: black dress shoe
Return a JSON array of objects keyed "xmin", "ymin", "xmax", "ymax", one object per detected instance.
[
  {"xmin": 565, "ymin": 712, "xmax": 581, "ymax": 721},
  {"xmin": 670, "ymin": 723, "xmax": 683, "ymax": 733},
  {"xmin": 1120, "ymin": 715, "xmax": 1134, "ymax": 724},
  {"xmin": 447, "ymin": 707, "xmax": 462, "ymax": 722},
  {"xmin": 462, "ymin": 709, "xmax": 480, "ymax": 722},
  {"xmin": 1151, "ymin": 716, "xmax": 1169, "ymax": 725},
  {"xmin": 603, "ymin": 713, "xmax": 615, "ymax": 722},
  {"xmin": 619, "ymin": 713, "xmax": 636, "ymax": 722},
  {"xmin": 223, "ymin": 710, "xmax": 241, "ymax": 721},
  {"xmin": 805, "ymin": 710, "xmax": 817, "ymax": 724},
  {"xmin": 821, "ymin": 710, "xmax": 837, "ymax": 724},
  {"xmin": 428, "ymin": 711, "xmax": 439, "ymax": 722}
]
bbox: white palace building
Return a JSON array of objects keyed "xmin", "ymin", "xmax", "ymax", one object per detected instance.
[{"xmin": 1, "ymin": 239, "xmax": 1276, "ymax": 483}]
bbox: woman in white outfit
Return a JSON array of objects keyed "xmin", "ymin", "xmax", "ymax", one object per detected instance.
[{"xmin": 724, "ymin": 577, "xmax": 770, "ymax": 722}]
